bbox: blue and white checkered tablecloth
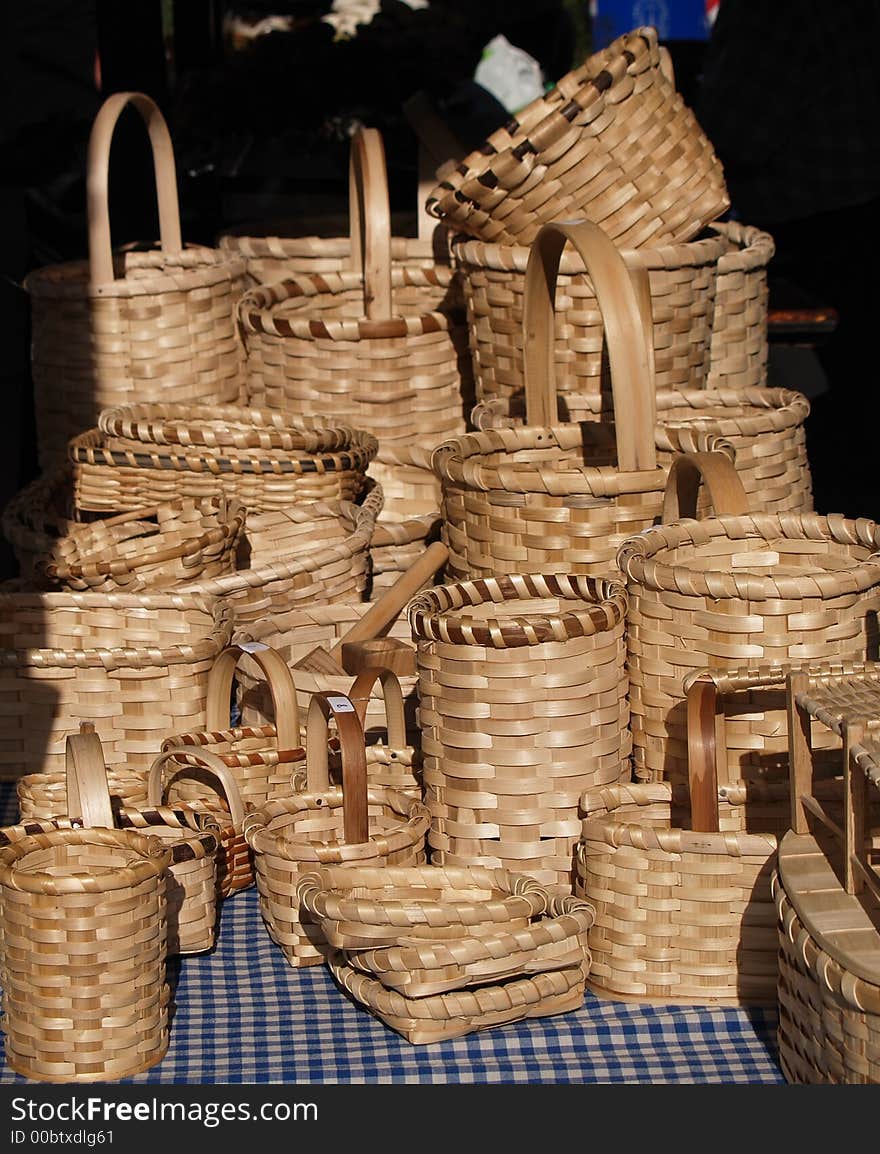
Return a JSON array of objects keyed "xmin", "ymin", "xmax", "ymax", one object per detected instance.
[{"xmin": 0, "ymin": 786, "xmax": 785, "ymax": 1086}]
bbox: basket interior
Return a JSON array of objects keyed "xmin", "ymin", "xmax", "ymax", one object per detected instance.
[
  {"xmin": 10, "ymin": 841, "xmax": 147, "ymax": 879},
  {"xmin": 663, "ymin": 535, "xmax": 874, "ymax": 579}
]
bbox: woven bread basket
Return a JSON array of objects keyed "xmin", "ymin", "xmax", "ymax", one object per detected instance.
[
  {"xmin": 706, "ymin": 221, "xmax": 776, "ymax": 392},
  {"xmin": 426, "ymin": 26, "xmax": 729, "ymax": 249},
  {"xmin": 0, "ymin": 590, "xmax": 233, "ymax": 782},
  {"xmin": 35, "ymin": 495, "xmax": 246, "ymax": 592},
  {"xmin": 409, "ymin": 573, "xmax": 631, "ymax": 891},
  {"xmin": 237, "ymin": 127, "xmax": 471, "ymax": 460},
  {"xmin": 0, "ymin": 824, "xmax": 172, "ymax": 1082},
  {"xmin": 454, "ymin": 227, "xmax": 726, "ymax": 418},
  {"xmin": 23, "ymin": 92, "xmax": 246, "ymax": 469},
  {"xmin": 433, "ymin": 219, "xmax": 735, "ymax": 582},
  {"xmin": 243, "ymin": 692, "xmax": 430, "ymax": 967}
]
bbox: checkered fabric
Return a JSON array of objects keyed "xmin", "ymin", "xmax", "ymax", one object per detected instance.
[{"xmin": 0, "ymin": 784, "xmax": 784, "ymax": 1085}]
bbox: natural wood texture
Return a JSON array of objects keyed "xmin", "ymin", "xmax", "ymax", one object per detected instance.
[
  {"xmin": 426, "ymin": 27, "xmax": 728, "ymax": 249},
  {"xmin": 706, "ymin": 221, "xmax": 775, "ymax": 392},
  {"xmin": 341, "ymin": 638, "xmax": 417, "ymax": 678},
  {"xmin": 243, "ymin": 691, "xmax": 430, "ymax": 968},
  {"xmin": 409, "ymin": 573, "xmax": 630, "ymax": 890},
  {"xmin": 25, "ymin": 92, "xmax": 246, "ymax": 469},
  {"xmin": 0, "ymin": 823, "xmax": 172, "ymax": 1082}
]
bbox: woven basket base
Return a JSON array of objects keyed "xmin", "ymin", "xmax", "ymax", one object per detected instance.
[
  {"xmin": 4, "ymin": 1034, "xmax": 170, "ymax": 1085},
  {"xmin": 585, "ymin": 980, "xmax": 778, "ymax": 1009}
]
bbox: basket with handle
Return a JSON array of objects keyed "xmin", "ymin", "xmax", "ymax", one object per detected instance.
[
  {"xmin": 618, "ymin": 456, "xmax": 880, "ymax": 791},
  {"xmin": 294, "ymin": 863, "xmax": 593, "ymax": 999},
  {"xmin": 0, "ymin": 819, "xmax": 172, "ymax": 1081},
  {"xmin": 706, "ymin": 221, "xmax": 776, "ymax": 392},
  {"xmin": 237, "ymin": 127, "xmax": 473, "ymax": 563},
  {"xmin": 0, "ymin": 590, "xmax": 233, "ymax": 783},
  {"xmin": 242, "ymin": 691, "xmax": 430, "ymax": 968},
  {"xmin": 454, "ymin": 228, "xmax": 727, "ymax": 420},
  {"xmin": 23, "ymin": 91, "xmax": 246, "ymax": 469},
  {"xmin": 433, "ymin": 218, "xmax": 735, "ymax": 582},
  {"xmin": 34, "ymin": 495, "xmax": 246, "ymax": 593},
  {"xmin": 64, "ymin": 726, "xmax": 221, "ymax": 956},
  {"xmin": 409, "ymin": 574, "xmax": 631, "ymax": 891},
  {"xmin": 426, "ymin": 26, "xmax": 729, "ymax": 250}
]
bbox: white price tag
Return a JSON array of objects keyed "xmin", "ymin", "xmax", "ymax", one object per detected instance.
[
  {"xmin": 326, "ymin": 695, "xmax": 356, "ymax": 713},
  {"xmin": 237, "ymin": 641, "xmax": 270, "ymax": 654}
]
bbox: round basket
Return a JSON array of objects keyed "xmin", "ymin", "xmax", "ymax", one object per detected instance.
[
  {"xmin": 37, "ymin": 495, "xmax": 246, "ymax": 592},
  {"xmin": 433, "ymin": 219, "xmax": 733, "ymax": 582},
  {"xmin": 453, "ymin": 228, "xmax": 727, "ymax": 418},
  {"xmin": 0, "ymin": 825, "xmax": 172, "ymax": 1082},
  {"xmin": 243, "ymin": 692, "xmax": 430, "ymax": 967},
  {"xmin": 23, "ymin": 92, "xmax": 246, "ymax": 469},
  {"xmin": 426, "ymin": 26, "xmax": 729, "ymax": 249},
  {"xmin": 237, "ymin": 127, "xmax": 471, "ymax": 455},
  {"xmin": 409, "ymin": 573, "xmax": 631, "ymax": 890},
  {"xmin": 706, "ymin": 221, "xmax": 776, "ymax": 392}
]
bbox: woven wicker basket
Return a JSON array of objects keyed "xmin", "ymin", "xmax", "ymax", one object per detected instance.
[
  {"xmin": 243, "ymin": 691, "xmax": 430, "ymax": 967},
  {"xmin": 23, "ymin": 92, "xmax": 246, "ymax": 469},
  {"xmin": 426, "ymin": 26, "xmax": 729, "ymax": 249},
  {"xmin": 238, "ymin": 127, "xmax": 471, "ymax": 456},
  {"xmin": 0, "ymin": 590, "xmax": 233, "ymax": 781},
  {"xmin": 36, "ymin": 495, "xmax": 245, "ymax": 592},
  {"xmin": 706, "ymin": 221, "xmax": 776, "ymax": 392},
  {"xmin": 454, "ymin": 228, "xmax": 726, "ymax": 418},
  {"xmin": 433, "ymin": 219, "xmax": 733, "ymax": 581},
  {"xmin": 408, "ymin": 573, "xmax": 630, "ymax": 890},
  {"xmin": 0, "ymin": 825, "xmax": 172, "ymax": 1082},
  {"xmin": 619, "ymin": 499, "xmax": 880, "ymax": 790},
  {"xmin": 62, "ymin": 727, "xmax": 220, "ymax": 956}
]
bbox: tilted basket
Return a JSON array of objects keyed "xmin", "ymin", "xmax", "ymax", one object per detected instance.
[
  {"xmin": 243, "ymin": 692, "xmax": 430, "ymax": 967},
  {"xmin": 426, "ymin": 26, "xmax": 729, "ymax": 249},
  {"xmin": 23, "ymin": 92, "xmax": 246, "ymax": 468},
  {"xmin": 409, "ymin": 574, "xmax": 630, "ymax": 890},
  {"xmin": 0, "ymin": 825, "xmax": 172, "ymax": 1082}
]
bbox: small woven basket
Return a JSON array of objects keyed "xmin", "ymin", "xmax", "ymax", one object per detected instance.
[
  {"xmin": 238, "ymin": 128, "xmax": 471, "ymax": 459},
  {"xmin": 426, "ymin": 26, "xmax": 729, "ymax": 249},
  {"xmin": 23, "ymin": 92, "xmax": 246, "ymax": 469},
  {"xmin": 36, "ymin": 495, "xmax": 246, "ymax": 592},
  {"xmin": 706, "ymin": 221, "xmax": 776, "ymax": 392},
  {"xmin": 0, "ymin": 591, "xmax": 233, "ymax": 782},
  {"xmin": 0, "ymin": 825, "xmax": 172, "ymax": 1082},
  {"xmin": 433, "ymin": 219, "xmax": 733, "ymax": 582},
  {"xmin": 409, "ymin": 573, "xmax": 630, "ymax": 890},
  {"xmin": 243, "ymin": 692, "xmax": 430, "ymax": 967}
]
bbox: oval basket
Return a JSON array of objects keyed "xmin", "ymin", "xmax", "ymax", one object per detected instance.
[
  {"xmin": 23, "ymin": 92, "xmax": 246, "ymax": 469},
  {"xmin": 243, "ymin": 692, "xmax": 430, "ymax": 967},
  {"xmin": 426, "ymin": 26, "xmax": 729, "ymax": 249}
]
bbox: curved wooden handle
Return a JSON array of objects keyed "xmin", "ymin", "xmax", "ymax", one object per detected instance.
[
  {"xmin": 305, "ymin": 692, "xmax": 369, "ymax": 845},
  {"xmin": 146, "ymin": 746, "xmax": 247, "ymax": 827},
  {"xmin": 349, "ymin": 126, "xmax": 392, "ymax": 319},
  {"xmin": 87, "ymin": 91, "xmax": 182, "ymax": 287},
  {"xmin": 522, "ymin": 220, "xmax": 656, "ymax": 471},
  {"xmin": 206, "ymin": 644, "xmax": 301, "ymax": 751},
  {"xmin": 661, "ymin": 451, "xmax": 750, "ymax": 523},
  {"xmin": 347, "ymin": 667, "xmax": 407, "ymax": 748},
  {"xmin": 65, "ymin": 728, "xmax": 115, "ymax": 829},
  {"xmin": 686, "ymin": 677, "xmax": 721, "ymax": 833}
]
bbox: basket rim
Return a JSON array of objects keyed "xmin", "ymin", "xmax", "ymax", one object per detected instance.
[
  {"xmin": 617, "ymin": 512, "xmax": 880, "ymax": 599},
  {"xmin": 0, "ymin": 826, "xmax": 172, "ymax": 892},
  {"xmin": 24, "ymin": 245, "xmax": 246, "ymax": 300},
  {"xmin": 407, "ymin": 574, "xmax": 626, "ymax": 646}
]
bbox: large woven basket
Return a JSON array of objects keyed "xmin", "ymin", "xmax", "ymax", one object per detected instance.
[
  {"xmin": 0, "ymin": 590, "xmax": 233, "ymax": 781},
  {"xmin": 0, "ymin": 825, "xmax": 172, "ymax": 1082},
  {"xmin": 619, "ymin": 502, "xmax": 880, "ymax": 790},
  {"xmin": 409, "ymin": 574, "xmax": 630, "ymax": 891},
  {"xmin": 454, "ymin": 228, "xmax": 727, "ymax": 418},
  {"xmin": 433, "ymin": 219, "xmax": 732, "ymax": 582},
  {"xmin": 23, "ymin": 92, "xmax": 246, "ymax": 469},
  {"xmin": 243, "ymin": 691, "xmax": 430, "ymax": 967},
  {"xmin": 706, "ymin": 221, "xmax": 776, "ymax": 392},
  {"xmin": 426, "ymin": 26, "xmax": 729, "ymax": 249},
  {"xmin": 238, "ymin": 127, "xmax": 471, "ymax": 456}
]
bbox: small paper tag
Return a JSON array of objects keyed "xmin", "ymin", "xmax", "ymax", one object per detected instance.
[
  {"xmin": 326, "ymin": 695, "xmax": 356, "ymax": 713},
  {"xmin": 237, "ymin": 641, "xmax": 270, "ymax": 654}
]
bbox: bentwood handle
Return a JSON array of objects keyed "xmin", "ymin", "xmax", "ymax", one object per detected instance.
[
  {"xmin": 661, "ymin": 450, "xmax": 750, "ymax": 523},
  {"xmin": 87, "ymin": 91, "xmax": 182, "ymax": 286},
  {"xmin": 206, "ymin": 643, "xmax": 301, "ymax": 752},
  {"xmin": 348, "ymin": 126, "xmax": 393, "ymax": 319},
  {"xmin": 305, "ymin": 692, "xmax": 369, "ymax": 845},
  {"xmin": 65, "ymin": 728, "xmax": 115, "ymax": 829}
]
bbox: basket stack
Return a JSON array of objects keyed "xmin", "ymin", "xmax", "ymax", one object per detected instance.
[
  {"xmin": 293, "ymin": 864, "xmax": 594, "ymax": 1044},
  {"xmin": 23, "ymin": 92, "xmax": 246, "ymax": 470}
]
